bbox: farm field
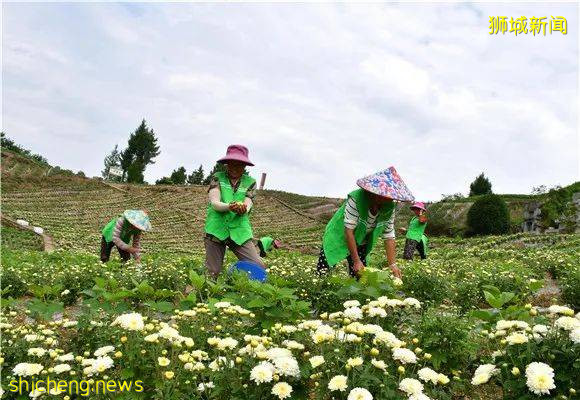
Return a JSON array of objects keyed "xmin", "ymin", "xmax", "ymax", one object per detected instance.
[
  {"xmin": 0, "ymin": 180, "xmax": 326, "ymax": 255},
  {"xmin": 1, "ymin": 232, "xmax": 578, "ymax": 399}
]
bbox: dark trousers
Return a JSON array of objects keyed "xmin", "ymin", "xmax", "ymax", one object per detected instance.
[
  {"xmin": 100, "ymin": 236, "xmax": 131, "ymax": 263},
  {"xmin": 403, "ymin": 238, "xmax": 426, "ymax": 260},
  {"xmin": 317, "ymin": 243, "xmax": 368, "ymax": 278}
]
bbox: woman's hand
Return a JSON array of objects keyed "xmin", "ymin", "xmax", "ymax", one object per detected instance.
[
  {"xmin": 352, "ymin": 259, "xmax": 365, "ymax": 276},
  {"xmin": 389, "ymin": 263, "xmax": 402, "ymax": 279},
  {"xmin": 229, "ymin": 202, "xmax": 247, "ymax": 214}
]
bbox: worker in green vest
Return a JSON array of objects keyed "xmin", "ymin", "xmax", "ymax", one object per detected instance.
[
  {"xmin": 316, "ymin": 167, "xmax": 415, "ymax": 279},
  {"xmin": 204, "ymin": 145, "xmax": 265, "ymax": 278},
  {"xmin": 401, "ymin": 202, "xmax": 428, "ymax": 260},
  {"xmin": 256, "ymin": 236, "xmax": 282, "ymax": 257},
  {"xmin": 101, "ymin": 209, "xmax": 151, "ymax": 263}
]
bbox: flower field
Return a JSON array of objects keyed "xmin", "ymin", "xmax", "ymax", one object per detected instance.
[{"xmin": 1, "ymin": 233, "xmax": 578, "ymax": 399}]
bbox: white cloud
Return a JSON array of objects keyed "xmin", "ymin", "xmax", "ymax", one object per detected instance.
[{"xmin": 2, "ymin": 2, "xmax": 578, "ymax": 200}]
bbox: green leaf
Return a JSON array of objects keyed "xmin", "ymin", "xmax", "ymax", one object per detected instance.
[{"xmin": 483, "ymin": 290, "xmax": 502, "ymax": 309}]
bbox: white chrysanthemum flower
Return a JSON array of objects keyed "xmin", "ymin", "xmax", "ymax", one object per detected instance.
[
  {"xmin": 418, "ymin": 367, "xmax": 439, "ymax": 384},
  {"xmin": 111, "ymin": 312, "xmax": 144, "ymax": 331},
  {"xmin": 347, "ymin": 357, "xmax": 363, "ymax": 367},
  {"xmin": 94, "ymin": 346, "xmax": 115, "ymax": 357},
  {"xmin": 506, "ymin": 332, "xmax": 528, "ymax": 345},
  {"xmin": 374, "ymin": 331, "xmax": 403, "ymax": 348},
  {"xmin": 471, "ymin": 364, "xmax": 497, "ymax": 385},
  {"xmin": 13, "ymin": 363, "xmax": 43, "ymax": 377},
  {"xmin": 309, "ymin": 356, "xmax": 325, "ymax": 368},
  {"xmin": 403, "ymin": 298, "xmax": 421, "ymax": 309},
  {"xmin": 217, "ymin": 337, "xmax": 238, "ymax": 350},
  {"xmin": 328, "ymin": 375, "xmax": 348, "ymax": 392},
  {"xmin": 158, "ymin": 324, "xmax": 181, "ymax": 340},
  {"xmin": 57, "ymin": 353, "xmax": 74, "ymax": 362},
  {"xmin": 370, "ymin": 358, "xmax": 386, "ymax": 370},
  {"xmin": 271, "ymin": 382, "xmax": 293, "ymax": 399},
  {"xmin": 532, "ymin": 324, "xmax": 548, "ymax": 334},
  {"xmin": 90, "ymin": 356, "xmax": 114, "ymax": 374},
  {"xmin": 367, "ymin": 307, "xmax": 387, "ymax": 318},
  {"xmin": 347, "ymin": 387, "xmax": 373, "ymax": 400},
  {"xmin": 282, "ymin": 340, "xmax": 304, "ymax": 350},
  {"xmin": 158, "ymin": 357, "xmax": 170, "ymax": 367},
  {"xmin": 555, "ymin": 316, "xmax": 580, "ymax": 331},
  {"xmin": 197, "ymin": 382, "xmax": 215, "ymax": 392},
  {"xmin": 343, "ymin": 300, "xmax": 361, "ymax": 308},
  {"xmin": 525, "ymin": 362, "xmax": 555, "ymax": 395},
  {"xmin": 273, "ymin": 356, "xmax": 300, "ymax": 377},
  {"xmin": 267, "ymin": 347, "xmax": 293, "ymax": 361},
  {"xmin": 279, "ymin": 325, "xmax": 298, "ymax": 334},
  {"xmin": 250, "ymin": 361, "xmax": 275, "ymax": 384},
  {"xmin": 344, "ymin": 307, "xmax": 363, "ymax": 320},
  {"xmin": 392, "ymin": 277, "xmax": 403, "ymax": 286},
  {"xmin": 53, "ymin": 364, "xmax": 71, "ymax": 374},
  {"xmin": 63, "ymin": 321, "xmax": 78, "ymax": 328},
  {"xmin": 399, "ymin": 378, "xmax": 424, "ymax": 395},
  {"xmin": 362, "ymin": 324, "xmax": 383, "ymax": 335},
  {"xmin": 392, "ymin": 348, "xmax": 417, "ymax": 364},
  {"xmin": 548, "ymin": 305, "xmax": 574, "ymax": 316},
  {"xmin": 214, "ymin": 301, "xmax": 232, "ymax": 308},
  {"xmin": 570, "ymin": 328, "xmax": 580, "ymax": 344},
  {"xmin": 27, "ymin": 348, "xmax": 46, "ymax": 357},
  {"xmin": 144, "ymin": 333, "xmax": 159, "ymax": 342}
]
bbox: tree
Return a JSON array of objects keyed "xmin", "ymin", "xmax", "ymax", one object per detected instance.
[
  {"xmin": 126, "ymin": 160, "xmax": 145, "ymax": 184},
  {"xmin": 202, "ymin": 163, "xmax": 226, "ymax": 185},
  {"xmin": 466, "ymin": 194, "xmax": 510, "ymax": 235},
  {"xmin": 155, "ymin": 177, "xmax": 173, "ymax": 185},
  {"xmin": 170, "ymin": 166, "xmax": 187, "ymax": 185},
  {"xmin": 469, "ymin": 173, "xmax": 492, "ymax": 196},
  {"xmin": 122, "ymin": 120, "xmax": 160, "ymax": 183},
  {"xmin": 187, "ymin": 165, "xmax": 205, "ymax": 185},
  {"xmin": 101, "ymin": 145, "xmax": 122, "ymax": 179},
  {"xmin": 119, "ymin": 148, "xmax": 134, "ymax": 182}
]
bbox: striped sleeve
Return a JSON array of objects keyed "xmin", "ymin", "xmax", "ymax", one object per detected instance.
[
  {"xmin": 382, "ymin": 210, "xmax": 396, "ymax": 239},
  {"xmin": 112, "ymin": 217, "xmax": 131, "ymax": 250},
  {"xmin": 132, "ymin": 231, "xmax": 142, "ymax": 256},
  {"xmin": 343, "ymin": 196, "xmax": 359, "ymax": 229}
]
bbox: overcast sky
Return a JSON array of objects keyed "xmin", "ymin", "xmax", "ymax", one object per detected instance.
[{"xmin": 2, "ymin": 2, "xmax": 578, "ymax": 200}]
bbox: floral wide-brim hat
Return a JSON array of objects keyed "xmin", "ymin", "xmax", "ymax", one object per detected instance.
[
  {"xmin": 356, "ymin": 167, "xmax": 415, "ymax": 202},
  {"xmin": 123, "ymin": 210, "xmax": 152, "ymax": 232}
]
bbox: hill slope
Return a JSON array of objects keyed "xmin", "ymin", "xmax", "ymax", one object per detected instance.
[{"xmin": 1, "ymin": 179, "xmax": 326, "ymax": 254}]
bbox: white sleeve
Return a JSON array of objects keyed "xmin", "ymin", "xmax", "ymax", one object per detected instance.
[
  {"xmin": 382, "ymin": 210, "xmax": 396, "ymax": 239},
  {"xmin": 208, "ymin": 187, "xmax": 230, "ymax": 212},
  {"xmin": 343, "ymin": 197, "xmax": 359, "ymax": 230}
]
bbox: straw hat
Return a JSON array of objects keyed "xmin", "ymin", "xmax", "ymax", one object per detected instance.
[
  {"xmin": 356, "ymin": 166, "xmax": 415, "ymax": 202},
  {"xmin": 123, "ymin": 210, "xmax": 152, "ymax": 232}
]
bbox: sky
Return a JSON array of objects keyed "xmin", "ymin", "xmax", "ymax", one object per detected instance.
[{"xmin": 2, "ymin": 2, "xmax": 579, "ymax": 200}]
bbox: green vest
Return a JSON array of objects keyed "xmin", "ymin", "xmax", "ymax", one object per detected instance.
[
  {"xmin": 102, "ymin": 216, "xmax": 137, "ymax": 244},
  {"xmin": 406, "ymin": 216, "xmax": 428, "ymax": 253},
  {"xmin": 322, "ymin": 189, "xmax": 395, "ymax": 267},
  {"xmin": 204, "ymin": 171, "xmax": 256, "ymax": 246},
  {"xmin": 260, "ymin": 236, "xmax": 274, "ymax": 252}
]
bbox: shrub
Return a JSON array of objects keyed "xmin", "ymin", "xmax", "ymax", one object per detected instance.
[{"xmin": 466, "ymin": 194, "xmax": 510, "ymax": 235}]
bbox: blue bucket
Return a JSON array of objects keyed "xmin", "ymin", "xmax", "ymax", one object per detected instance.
[{"xmin": 229, "ymin": 261, "xmax": 267, "ymax": 282}]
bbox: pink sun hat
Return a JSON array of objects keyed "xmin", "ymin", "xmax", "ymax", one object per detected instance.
[
  {"xmin": 356, "ymin": 166, "xmax": 415, "ymax": 202},
  {"xmin": 410, "ymin": 201, "xmax": 426, "ymax": 211},
  {"xmin": 217, "ymin": 144, "xmax": 254, "ymax": 166}
]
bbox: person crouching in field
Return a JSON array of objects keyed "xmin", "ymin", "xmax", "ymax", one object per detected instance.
[
  {"xmin": 316, "ymin": 167, "xmax": 415, "ymax": 279},
  {"xmin": 256, "ymin": 236, "xmax": 282, "ymax": 258},
  {"xmin": 400, "ymin": 202, "xmax": 428, "ymax": 260},
  {"xmin": 101, "ymin": 209, "xmax": 151, "ymax": 263},
  {"xmin": 204, "ymin": 144, "xmax": 265, "ymax": 278}
]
